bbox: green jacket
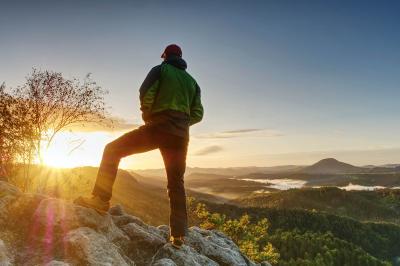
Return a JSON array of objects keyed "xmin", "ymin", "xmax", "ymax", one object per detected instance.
[{"xmin": 139, "ymin": 56, "xmax": 203, "ymax": 137}]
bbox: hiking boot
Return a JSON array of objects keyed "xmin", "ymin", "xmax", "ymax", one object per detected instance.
[
  {"xmin": 74, "ymin": 196, "xmax": 110, "ymax": 215},
  {"xmin": 170, "ymin": 236, "xmax": 185, "ymax": 249}
]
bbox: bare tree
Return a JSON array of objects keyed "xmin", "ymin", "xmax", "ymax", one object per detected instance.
[
  {"xmin": 0, "ymin": 83, "xmax": 37, "ymax": 187},
  {"xmin": 14, "ymin": 69, "xmax": 108, "ymax": 163}
]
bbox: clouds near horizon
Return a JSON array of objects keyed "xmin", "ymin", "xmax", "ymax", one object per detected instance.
[
  {"xmin": 195, "ymin": 128, "xmax": 283, "ymax": 139},
  {"xmin": 193, "ymin": 145, "xmax": 223, "ymax": 156}
]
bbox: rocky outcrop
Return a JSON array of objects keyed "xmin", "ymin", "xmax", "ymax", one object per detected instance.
[{"xmin": 0, "ymin": 181, "xmax": 268, "ymax": 265}]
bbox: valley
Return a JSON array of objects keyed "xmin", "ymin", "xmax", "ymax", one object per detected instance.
[{"xmin": 9, "ymin": 158, "xmax": 400, "ymax": 265}]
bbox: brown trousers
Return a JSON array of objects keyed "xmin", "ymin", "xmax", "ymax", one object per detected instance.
[{"xmin": 92, "ymin": 124, "xmax": 189, "ymax": 237}]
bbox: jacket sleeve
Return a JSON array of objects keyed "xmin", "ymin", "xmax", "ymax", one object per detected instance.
[
  {"xmin": 189, "ymin": 83, "xmax": 204, "ymax": 126},
  {"xmin": 139, "ymin": 65, "xmax": 161, "ymax": 122}
]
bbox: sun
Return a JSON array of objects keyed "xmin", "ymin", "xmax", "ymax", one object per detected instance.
[
  {"xmin": 40, "ymin": 130, "xmax": 165, "ymax": 169},
  {"xmin": 42, "ymin": 149, "xmax": 80, "ymax": 168},
  {"xmin": 40, "ymin": 131, "xmax": 109, "ymax": 168}
]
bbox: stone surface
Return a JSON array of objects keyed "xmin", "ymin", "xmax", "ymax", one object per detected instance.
[
  {"xmin": 157, "ymin": 225, "xmax": 170, "ymax": 240},
  {"xmin": 152, "ymin": 258, "xmax": 177, "ymax": 266},
  {"xmin": 122, "ymin": 223, "xmax": 166, "ymax": 247},
  {"xmin": 121, "ymin": 222, "xmax": 166, "ymax": 265},
  {"xmin": 154, "ymin": 243, "xmax": 219, "ymax": 266},
  {"xmin": 185, "ymin": 226, "xmax": 249, "ymax": 266},
  {"xmin": 34, "ymin": 198, "xmax": 110, "ymax": 231},
  {"xmin": 112, "ymin": 213, "xmax": 146, "ymax": 228},
  {"xmin": 64, "ymin": 227, "xmax": 132, "ymax": 266}
]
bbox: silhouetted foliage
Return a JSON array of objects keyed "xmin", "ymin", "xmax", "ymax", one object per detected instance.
[
  {"xmin": 270, "ymin": 230, "xmax": 390, "ymax": 265},
  {"xmin": 0, "ymin": 69, "xmax": 108, "ymax": 190},
  {"xmin": 188, "ymin": 199, "xmax": 280, "ymax": 264},
  {"xmin": 237, "ymin": 187, "xmax": 400, "ymax": 224},
  {"xmin": 13, "ymin": 69, "xmax": 108, "ymax": 162},
  {"xmin": 205, "ymin": 202, "xmax": 399, "ymax": 265},
  {"xmin": 0, "ymin": 84, "xmax": 37, "ymax": 185}
]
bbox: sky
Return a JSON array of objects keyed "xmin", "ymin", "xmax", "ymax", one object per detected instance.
[{"xmin": 1, "ymin": 0, "xmax": 400, "ymax": 168}]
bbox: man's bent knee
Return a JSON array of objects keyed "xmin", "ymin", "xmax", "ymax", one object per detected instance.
[
  {"xmin": 102, "ymin": 142, "xmax": 122, "ymax": 161},
  {"xmin": 104, "ymin": 142, "xmax": 115, "ymax": 154}
]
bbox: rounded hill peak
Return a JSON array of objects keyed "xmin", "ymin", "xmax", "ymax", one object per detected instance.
[{"xmin": 302, "ymin": 158, "xmax": 362, "ymax": 174}]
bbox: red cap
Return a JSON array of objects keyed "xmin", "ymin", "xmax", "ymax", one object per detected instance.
[{"xmin": 161, "ymin": 44, "xmax": 182, "ymax": 58}]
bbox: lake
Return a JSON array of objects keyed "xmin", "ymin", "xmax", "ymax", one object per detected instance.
[{"xmin": 240, "ymin": 178, "xmax": 397, "ymax": 191}]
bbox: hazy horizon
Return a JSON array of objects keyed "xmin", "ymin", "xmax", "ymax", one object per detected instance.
[
  {"xmin": 2, "ymin": 0, "xmax": 399, "ymax": 169},
  {"xmin": 29, "ymin": 155, "xmax": 400, "ymax": 171}
]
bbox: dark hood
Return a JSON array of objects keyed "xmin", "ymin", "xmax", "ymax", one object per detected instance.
[{"xmin": 164, "ymin": 56, "xmax": 187, "ymax": 70}]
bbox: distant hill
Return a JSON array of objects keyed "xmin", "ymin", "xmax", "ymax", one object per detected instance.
[
  {"xmin": 134, "ymin": 165, "xmax": 304, "ymax": 177},
  {"xmin": 134, "ymin": 159, "xmax": 400, "ymax": 178},
  {"xmin": 301, "ymin": 158, "xmax": 365, "ymax": 174},
  {"xmin": 381, "ymin": 164, "xmax": 400, "ymax": 168},
  {"xmin": 369, "ymin": 166, "xmax": 397, "ymax": 173}
]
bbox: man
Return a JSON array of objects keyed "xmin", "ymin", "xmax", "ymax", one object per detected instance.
[{"xmin": 74, "ymin": 44, "xmax": 204, "ymax": 249}]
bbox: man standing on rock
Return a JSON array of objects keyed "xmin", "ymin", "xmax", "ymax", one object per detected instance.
[{"xmin": 75, "ymin": 44, "xmax": 204, "ymax": 249}]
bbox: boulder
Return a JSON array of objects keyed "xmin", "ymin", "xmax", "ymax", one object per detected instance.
[
  {"xmin": 157, "ymin": 225, "xmax": 170, "ymax": 240},
  {"xmin": 185, "ymin": 226, "xmax": 249, "ymax": 266},
  {"xmin": 34, "ymin": 198, "xmax": 110, "ymax": 231},
  {"xmin": 122, "ymin": 223, "xmax": 166, "ymax": 247},
  {"xmin": 110, "ymin": 204, "xmax": 146, "ymax": 228},
  {"xmin": 121, "ymin": 222, "xmax": 166, "ymax": 265},
  {"xmin": 152, "ymin": 258, "xmax": 177, "ymax": 266},
  {"xmin": 153, "ymin": 243, "xmax": 219, "ymax": 266},
  {"xmin": 33, "ymin": 198, "xmax": 129, "ymax": 245},
  {"xmin": 64, "ymin": 227, "xmax": 132, "ymax": 266}
]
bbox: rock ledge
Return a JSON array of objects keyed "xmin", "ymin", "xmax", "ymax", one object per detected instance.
[{"xmin": 0, "ymin": 181, "xmax": 270, "ymax": 266}]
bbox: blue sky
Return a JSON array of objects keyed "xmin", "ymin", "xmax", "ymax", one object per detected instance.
[{"xmin": 1, "ymin": 1, "xmax": 399, "ymax": 168}]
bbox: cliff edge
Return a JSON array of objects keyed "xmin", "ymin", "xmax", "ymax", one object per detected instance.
[{"xmin": 0, "ymin": 181, "xmax": 270, "ymax": 266}]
